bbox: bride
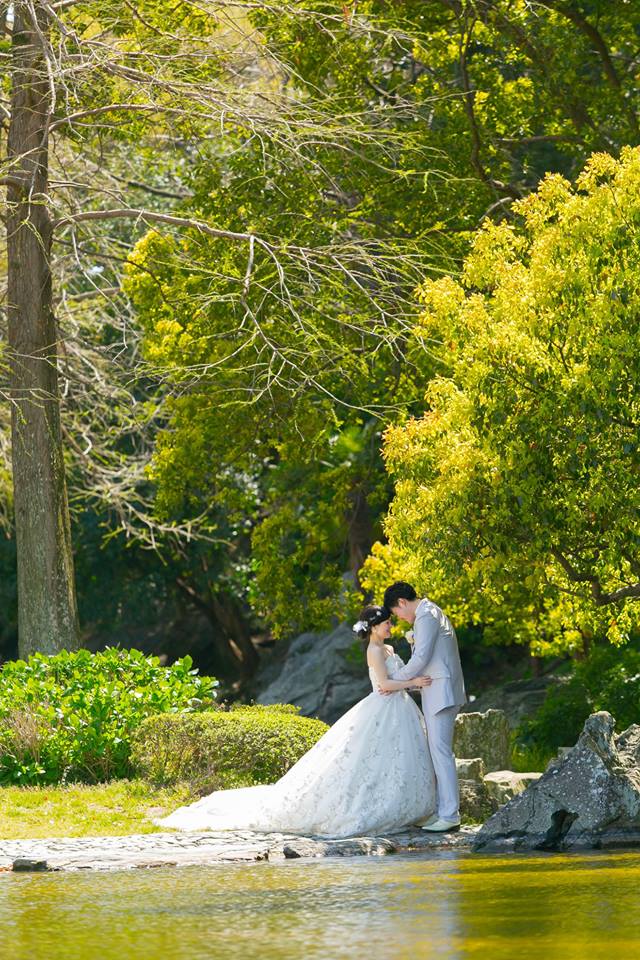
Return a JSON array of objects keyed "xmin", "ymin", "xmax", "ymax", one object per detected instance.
[{"xmin": 156, "ymin": 606, "xmax": 436, "ymax": 838}]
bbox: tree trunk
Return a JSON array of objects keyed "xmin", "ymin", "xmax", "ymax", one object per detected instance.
[
  {"xmin": 6, "ymin": 4, "xmax": 80, "ymax": 657},
  {"xmin": 346, "ymin": 484, "xmax": 374, "ymax": 589},
  {"xmin": 210, "ymin": 591, "xmax": 259, "ymax": 679},
  {"xmin": 175, "ymin": 577, "xmax": 258, "ymax": 680}
]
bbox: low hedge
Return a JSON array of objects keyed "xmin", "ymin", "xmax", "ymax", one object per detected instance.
[
  {"xmin": 0, "ymin": 648, "xmax": 217, "ymax": 785},
  {"xmin": 131, "ymin": 704, "xmax": 329, "ymax": 793}
]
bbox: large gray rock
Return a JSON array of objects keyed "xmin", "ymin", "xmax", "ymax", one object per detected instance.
[
  {"xmin": 473, "ymin": 712, "xmax": 640, "ymax": 852},
  {"xmin": 454, "ymin": 709, "xmax": 511, "ymax": 773},
  {"xmin": 617, "ymin": 723, "xmax": 640, "ymax": 765},
  {"xmin": 256, "ymin": 623, "xmax": 371, "ymax": 723}
]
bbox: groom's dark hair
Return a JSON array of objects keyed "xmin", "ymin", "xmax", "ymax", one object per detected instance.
[{"xmin": 383, "ymin": 581, "xmax": 417, "ymax": 609}]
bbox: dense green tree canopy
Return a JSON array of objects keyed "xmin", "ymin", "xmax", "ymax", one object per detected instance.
[
  {"xmin": 2, "ymin": 2, "xmax": 639, "ymax": 669},
  {"xmin": 127, "ymin": 1, "xmax": 640, "ymax": 642},
  {"xmin": 254, "ymin": 0, "xmax": 640, "ymax": 241},
  {"xmin": 363, "ymin": 147, "xmax": 640, "ymax": 656},
  {"xmin": 2, "ymin": 1, "xmax": 407, "ymax": 660}
]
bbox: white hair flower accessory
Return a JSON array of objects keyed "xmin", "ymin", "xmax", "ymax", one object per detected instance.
[{"xmin": 352, "ymin": 620, "xmax": 368, "ymax": 633}]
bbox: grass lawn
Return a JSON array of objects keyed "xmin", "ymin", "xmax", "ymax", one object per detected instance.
[{"xmin": 0, "ymin": 780, "xmax": 194, "ymax": 840}]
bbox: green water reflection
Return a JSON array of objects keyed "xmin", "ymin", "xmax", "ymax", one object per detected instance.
[{"xmin": 1, "ymin": 850, "xmax": 638, "ymax": 960}]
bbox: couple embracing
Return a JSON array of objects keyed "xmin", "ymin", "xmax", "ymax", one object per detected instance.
[{"xmin": 159, "ymin": 582, "xmax": 466, "ymax": 838}]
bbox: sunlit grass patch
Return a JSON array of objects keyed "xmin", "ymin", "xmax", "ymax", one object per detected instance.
[{"xmin": 0, "ymin": 780, "xmax": 193, "ymax": 839}]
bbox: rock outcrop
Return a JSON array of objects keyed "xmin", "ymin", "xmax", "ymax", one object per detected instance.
[
  {"xmin": 456, "ymin": 757, "xmax": 486, "ymax": 780},
  {"xmin": 459, "ymin": 778, "xmax": 500, "ymax": 822},
  {"xmin": 473, "ymin": 712, "xmax": 640, "ymax": 852},
  {"xmin": 256, "ymin": 624, "xmax": 371, "ymax": 724},
  {"xmin": 456, "ymin": 752, "xmax": 542, "ymax": 821},
  {"xmin": 483, "ymin": 771, "xmax": 542, "ymax": 806},
  {"xmin": 454, "ymin": 709, "xmax": 511, "ymax": 772}
]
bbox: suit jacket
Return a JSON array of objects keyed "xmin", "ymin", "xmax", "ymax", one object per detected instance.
[{"xmin": 390, "ymin": 598, "xmax": 466, "ymax": 716}]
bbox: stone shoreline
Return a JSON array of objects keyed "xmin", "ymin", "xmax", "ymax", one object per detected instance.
[{"xmin": 0, "ymin": 826, "xmax": 480, "ymax": 873}]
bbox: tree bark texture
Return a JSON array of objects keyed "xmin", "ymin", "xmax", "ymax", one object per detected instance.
[{"xmin": 7, "ymin": 4, "xmax": 80, "ymax": 656}]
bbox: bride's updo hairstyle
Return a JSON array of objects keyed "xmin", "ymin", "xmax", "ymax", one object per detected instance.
[{"xmin": 352, "ymin": 605, "xmax": 390, "ymax": 649}]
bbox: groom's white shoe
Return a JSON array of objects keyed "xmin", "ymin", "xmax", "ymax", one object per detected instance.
[
  {"xmin": 421, "ymin": 817, "xmax": 460, "ymax": 832},
  {"xmin": 414, "ymin": 813, "xmax": 439, "ymax": 828}
]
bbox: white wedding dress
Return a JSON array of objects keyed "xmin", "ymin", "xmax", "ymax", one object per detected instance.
[{"xmin": 157, "ymin": 653, "xmax": 436, "ymax": 838}]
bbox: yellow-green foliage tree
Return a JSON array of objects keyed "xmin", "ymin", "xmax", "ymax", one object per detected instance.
[{"xmin": 363, "ymin": 147, "xmax": 640, "ymax": 657}]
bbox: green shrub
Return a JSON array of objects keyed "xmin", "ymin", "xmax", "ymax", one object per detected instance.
[
  {"xmin": 131, "ymin": 704, "xmax": 329, "ymax": 793},
  {"xmin": 516, "ymin": 644, "xmax": 640, "ymax": 753},
  {"xmin": 0, "ymin": 649, "xmax": 217, "ymax": 785},
  {"xmin": 509, "ymin": 740, "xmax": 556, "ymax": 774}
]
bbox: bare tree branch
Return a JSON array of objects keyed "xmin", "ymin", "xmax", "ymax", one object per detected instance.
[
  {"xmin": 551, "ymin": 548, "xmax": 640, "ymax": 606},
  {"xmin": 53, "ymin": 207, "xmax": 259, "ymax": 243}
]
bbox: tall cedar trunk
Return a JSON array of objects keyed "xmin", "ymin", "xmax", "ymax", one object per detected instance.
[{"xmin": 7, "ymin": 4, "xmax": 80, "ymax": 656}]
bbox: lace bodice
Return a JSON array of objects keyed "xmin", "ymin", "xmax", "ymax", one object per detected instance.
[{"xmin": 368, "ymin": 652, "xmax": 404, "ymax": 691}]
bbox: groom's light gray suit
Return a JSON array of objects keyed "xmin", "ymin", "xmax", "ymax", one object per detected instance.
[{"xmin": 390, "ymin": 598, "xmax": 466, "ymax": 821}]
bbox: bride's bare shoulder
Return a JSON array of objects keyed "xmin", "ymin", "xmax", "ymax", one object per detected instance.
[{"xmin": 366, "ymin": 644, "xmax": 384, "ymax": 666}]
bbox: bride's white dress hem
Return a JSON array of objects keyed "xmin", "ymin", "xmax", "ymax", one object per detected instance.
[{"xmin": 156, "ymin": 653, "xmax": 436, "ymax": 839}]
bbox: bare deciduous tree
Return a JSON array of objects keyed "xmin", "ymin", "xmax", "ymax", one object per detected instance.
[{"xmin": 2, "ymin": 1, "xmax": 438, "ymax": 658}]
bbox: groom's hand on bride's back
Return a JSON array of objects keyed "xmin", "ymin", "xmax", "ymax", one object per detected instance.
[{"xmin": 377, "ymin": 676, "xmax": 432, "ymax": 695}]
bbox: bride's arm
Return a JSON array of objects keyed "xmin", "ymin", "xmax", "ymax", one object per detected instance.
[{"xmin": 368, "ymin": 646, "xmax": 432, "ymax": 692}]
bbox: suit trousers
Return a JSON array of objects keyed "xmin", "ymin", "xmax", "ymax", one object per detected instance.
[{"xmin": 424, "ymin": 704, "xmax": 460, "ymax": 821}]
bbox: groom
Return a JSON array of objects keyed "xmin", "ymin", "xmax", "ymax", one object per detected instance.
[{"xmin": 383, "ymin": 581, "xmax": 467, "ymax": 832}]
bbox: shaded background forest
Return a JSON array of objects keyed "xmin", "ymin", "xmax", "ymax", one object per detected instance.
[{"xmin": 1, "ymin": 2, "xmax": 639, "ymax": 701}]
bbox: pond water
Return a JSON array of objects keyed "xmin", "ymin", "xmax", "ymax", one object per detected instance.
[{"xmin": 1, "ymin": 849, "xmax": 639, "ymax": 960}]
